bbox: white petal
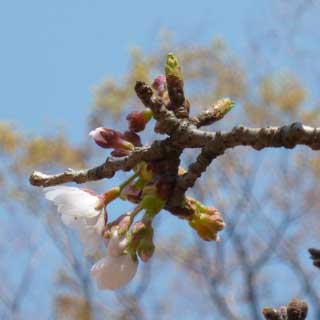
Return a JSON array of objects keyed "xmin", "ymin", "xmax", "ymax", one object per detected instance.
[
  {"xmin": 79, "ymin": 210, "xmax": 106, "ymax": 256},
  {"xmin": 44, "ymin": 186, "xmax": 101, "ymax": 218},
  {"xmin": 91, "ymin": 255, "xmax": 138, "ymax": 290},
  {"xmin": 60, "ymin": 214, "xmax": 82, "ymax": 228},
  {"xmin": 44, "ymin": 186, "xmax": 79, "ymax": 199},
  {"xmin": 89, "ymin": 127, "xmax": 105, "ymax": 143},
  {"xmin": 44, "ymin": 187, "xmax": 106, "ymax": 256}
]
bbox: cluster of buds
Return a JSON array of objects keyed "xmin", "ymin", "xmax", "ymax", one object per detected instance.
[
  {"xmin": 262, "ymin": 299, "xmax": 308, "ymax": 320},
  {"xmin": 43, "ymin": 53, "xmax": 234, "ymax": 291}
]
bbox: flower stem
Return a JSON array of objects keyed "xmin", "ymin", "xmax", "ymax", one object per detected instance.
[
  {"xmin": 129, "ymin": 204, "xmax": 144, "ymax": 220},
  {"xmin": 119, "ymin": 172, "xmax": 139, "ymax": 192}
]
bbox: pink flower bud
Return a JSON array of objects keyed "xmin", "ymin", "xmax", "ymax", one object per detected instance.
[
  {"xmin": 152, "ymin": 75, "xmax": 167, "ymax": 96},
  {"xmin": 123, "ymin": 131, "xmax": 142, "ymax": 147},
  {"xmin": 126, "ymin": 109, "xmax": 153, "ymax": 133},
  {"xmin": 120, "ymin": 183, "xmax": 142, "ymax": 204},
  {"xmin": 89, "ymin": 127, "xmax": 134, "ymax": 150},
  {"xmin": 131, "ymin": 220, "xmax": 147, "ymax": 236}
]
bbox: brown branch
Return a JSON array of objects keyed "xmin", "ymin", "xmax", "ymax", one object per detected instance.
[
  {"xmin": 30, "ymin": 121, "xmax": 320, "ymax": 200},
  {"xmin": 262, "ymin": 299, "xmax": 308, "ymax": 320},
  {"xmin": 168, "ymin": 123, "xmax": 320, "ymax": 206},
  {"xmin": 30, "ymin": 140, "xmax": 169, "ymax": 187},
  {"xmin": 30, "ymin": 82, "xmax": 320, "ymax": 211}
]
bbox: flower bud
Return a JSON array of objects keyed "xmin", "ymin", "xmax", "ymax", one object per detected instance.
[
  {"xmin": 104, "ymin": 214, "xmax": 132, "ymax": 238},
  {"xmin": 199, "ymin": 213, "xmax": 225, "ymax": 231},
  {"xmin": 193, "ymin": 98, "xmax": 235, "ymax": 127},
  {"xmin": 89, "ymin": 127, "xmax": 134, "ymax": 150},
  {"xmin": 187, "ymin": 199, "xmax": 225, "ymax": 242},
  {"xmin": 165, "ymin": 53, "xmax": 185, "ymax": 107},
  {"xmin": 107, "ymin": 229, "xmax": 128, "ymax": 257},
  {"xmin": 123, "ymin": 131, "xmax": 142, "ymax": 147},
  {"xmin": 152, "ymin": 75, "xmax": 167, "ymax": 96},
  {"xmin": 214, "ymin": 98, "xmax": 234, "ymax": 117},
  {"xmin": 131, "ymin": 220, "xmax": 147, "ymax": 237},
  {"xmin": 130, "ymin": 220, "xmax": 155, "ymax": 262},
  {"xmin": 120, "ymin": 182, "xmax": 142, "ymax": 204},
  {"xmin": 140, "ymin": 185, "xmax": 165, "ymax": 216},
  {"xmin": 91, "ymin": 254, "xmax": 138, "ymax": 290},
  {"xmin": 138, "ymin": 241, "xmax": 155, "ymax": 262},
  {"xmin": 126, "ymin": 109, "xmax": 153, "ymax": 133},
  {"xmin": 165, "ymin": 53, "xmax": 183, "ymax": 82}
]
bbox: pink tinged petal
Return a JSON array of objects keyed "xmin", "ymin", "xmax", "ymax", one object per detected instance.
[
  {"xmin": 107, "ymin": 230, "xmax": 128, "ymax": 257},
  {"xmin": 152, "ymin": 75, "xmax": 166, "ymax": 95},
  {"xmin": 89, "ymin": 127, "xmax": 111, "ymax": 148},
  {"xmin": 91, "ymin": 255, "xmax": 138, "ymax": 290}
]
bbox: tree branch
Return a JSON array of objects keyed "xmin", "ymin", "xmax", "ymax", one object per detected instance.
[
  {"xmin": 30, "ymin": 122, "xmax": 320, "ymax": 198},
  {"xmin": 30, "ymin": 81, "xmax": 320, "ymax": 212}
]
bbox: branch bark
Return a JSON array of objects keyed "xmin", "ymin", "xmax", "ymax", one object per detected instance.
[
  {"xmin": 30, "ymin": 122, "xmax": 320, "ymax": 201},
  {"xmin": 29, "ymin": 82, "xmax": 320, "ymax": 212}
]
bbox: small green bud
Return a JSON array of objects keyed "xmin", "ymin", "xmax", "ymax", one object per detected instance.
[
  {"xmin": 214, "ymin": 98, "xmax": 235, "ymax": 117},
  {"xmin": 165, "ymin": 52, "xmax": 183, "ymax": 81}
]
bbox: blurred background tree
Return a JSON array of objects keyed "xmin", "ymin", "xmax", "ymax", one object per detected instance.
[{"xmin": 1, "ymin": 0, "xmax": 320, "ymax": 319}]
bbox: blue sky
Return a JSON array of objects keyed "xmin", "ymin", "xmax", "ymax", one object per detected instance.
[
  {"xmin": 0, "ymin": 0, "xmax": 270, "ymax": 140},
  {"xmin": 2, "ymin": 1, "xmax": 320, "ymax": 318}
]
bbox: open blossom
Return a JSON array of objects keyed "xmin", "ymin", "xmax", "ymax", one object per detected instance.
[
  {"xmin": 44, "ymin": 186, "xmax": 106, "ymax": 256},
  {"xmin": 91, "ymin": 254, "xmax": 138, "ymax": 290},
  {"xmin": 91, "ymin": 227, "xmax": 137, "ymax": 290}
]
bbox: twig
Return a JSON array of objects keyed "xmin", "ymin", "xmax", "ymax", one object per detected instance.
[{"xmin": 30, "ymin": 82, "xmax": 320, "ymax": 212}]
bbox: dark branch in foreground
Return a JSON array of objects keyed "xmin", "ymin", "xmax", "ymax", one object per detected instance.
[
  {"xmin": 263, "ymin": 298, "xmax": 308, "ymax": 320},
  {"xmin": 308, "ymin": 248, "xmax": 320, "ymax": 268}
]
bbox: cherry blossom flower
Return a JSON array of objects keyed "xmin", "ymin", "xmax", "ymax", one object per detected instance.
[
  {"xmin": 91, "ymin": 228, "xmax": 137, "ymax": 290},
  {"xmin": 43, "ymin": 186, "xmax": 106, "ymax": 256},
  {"xmin": 91, "ymin": 254, "xmax": 138, "ymax": 290}
]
